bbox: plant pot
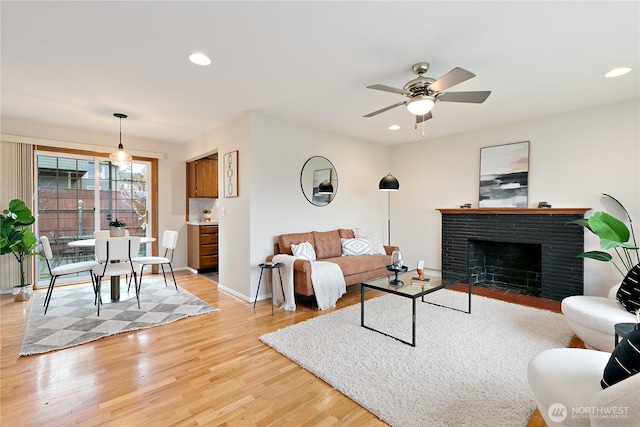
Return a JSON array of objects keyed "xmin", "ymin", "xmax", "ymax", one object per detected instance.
[
  {"xmin": 12, "ymin": 285, "xmax": 33, "ymax": 301},
  {"xmin": 110, "ymin": 226, "xmax": 126, "ymax": 237},
  {"xmin": 203, "ymin": 213, "xmax": 212, "ymax": 222}
]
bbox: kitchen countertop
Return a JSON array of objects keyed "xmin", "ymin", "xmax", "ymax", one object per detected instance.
[{"xmin": 187, "ymin": 221, "xmax": 219, "ymax": 226}]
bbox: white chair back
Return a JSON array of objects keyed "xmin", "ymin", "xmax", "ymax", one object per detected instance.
[
  {"xmin": 95, "ymin": 236, "xmax": 141, "ymax": 263},
  {"xmin": 40, "ymin": 235, "xmax": 54, "ymax": 260},
  {"xmin": 94, "ymin": 230, "xmax": 129, "ymax": 238},
  {"xmin": 162, "ymin": 230, "xmax": 179, "ymax": 250}
]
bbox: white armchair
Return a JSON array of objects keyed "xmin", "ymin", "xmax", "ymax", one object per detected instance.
[
  {"xmin": 561, "ymin": 284, "xmax": 636, "ymax": 352},
  {"xmin": 528, "ymin": 348, "xmax": 640, "ymax": 427}
]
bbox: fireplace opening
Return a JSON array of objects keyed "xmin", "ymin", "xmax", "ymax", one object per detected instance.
[{"xmin": 468, "ymin": 240, "xmax": 542, "ymax": 297}]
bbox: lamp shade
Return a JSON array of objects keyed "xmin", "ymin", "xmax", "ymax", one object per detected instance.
[
  {"xmin": 110, "ymin": 113, "xmax": 132, "ymax": 169},
  {"xmin": 109, "ymin": 143, "xmax": 132, "ymax": 167},
  {"xmin": 379, "ymin": 174, "xmax": 399, "ymax": 191},
  {"xmin": 406, "ymin": 96, "xmax": 435, "ymax": 116},
  {"xmin": 317, "ymin": 180, "xmax": 334, "ymax": 194}
]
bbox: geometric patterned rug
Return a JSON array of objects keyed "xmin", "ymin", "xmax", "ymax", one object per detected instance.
[{"xmin": 19, "ymin": 278, "xmax": 218, "ymax": 357}]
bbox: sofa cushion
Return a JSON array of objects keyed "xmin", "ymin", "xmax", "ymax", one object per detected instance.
[
  {"xmin": 292, "ymin": 241, "xmax": 316, "ymax": 261},
  {"xmin": 341, "ymin": 238, "xmax": 373, "ymax": 256},
  {"xmin": 326, "ymin": 254, "xmax": 390, "ymax": 277},
  {"xmin": 601, "ymin": 327, "xmax": 640, "ymax": 388},
  {"xmin": 278, "ymin": 232, "xmax": 315, "ymax": 255},
  {"xmin": 616, "ymin": 263, "xmax": 640, "ymax": 313},
  {"xmin": 312, "ymin": 230, "xmax": 342, "ymax": 259},
  {"xmin": 353, "ymin": 228, "xmax": 386, "ymax": 255},
  {"xmin": 338, "ymin": 229, "xmax": 355, "ymax": 239}
]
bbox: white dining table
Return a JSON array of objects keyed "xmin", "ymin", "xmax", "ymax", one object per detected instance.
[
  {"xmin": 68, "ymin": 236, "xmax": 156, "ymax": 302},
  {"xmin": 68, "ymin": 236, "xmax": 155, "ymax": 248}
]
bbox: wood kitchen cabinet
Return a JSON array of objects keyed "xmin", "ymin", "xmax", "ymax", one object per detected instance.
[
  {"xmin": 187, "ymin": 157, "xmax": 218, "ymax": 198},
  {"xmin": 187, "ymin": 224, "xmax": 218, "ymax": 272}
]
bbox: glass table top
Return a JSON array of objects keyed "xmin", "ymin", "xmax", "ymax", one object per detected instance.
[{"xmin": 362, "ymin": 267, "xmax": 467, "ymax": 297}]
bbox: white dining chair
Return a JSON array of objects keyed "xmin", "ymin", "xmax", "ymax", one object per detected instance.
[
  {"xmin": 92, "ymin": 236, "xmax": 141, "ymax": 316},
  {"xmin": 131, "ymin": 230, "xmax": 179, "ymax": 292},
  {"xmin": 40, "ymin": 236, "xmax": 99, "ymax": 314},
  {"xmin": 94, "ymin": 230, "xmax": 129, "ymax": 238}
]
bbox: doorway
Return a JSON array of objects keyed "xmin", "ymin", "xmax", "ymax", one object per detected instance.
[{"xmin": 34, "ymin": 151, "xmax": 153, "ymax": 287}]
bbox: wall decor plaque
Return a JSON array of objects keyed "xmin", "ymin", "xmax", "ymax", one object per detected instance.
[{"xmin": 223, "ymin": 150, "xmax": 238, "ymax": 198}]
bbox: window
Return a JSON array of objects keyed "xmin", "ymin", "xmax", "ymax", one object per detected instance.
[{"xmin": 35, "ymin": 151, "xmax": 154, "ymax": 286}]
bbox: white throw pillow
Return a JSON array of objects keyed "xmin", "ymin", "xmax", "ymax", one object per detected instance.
[
  {"xmin": 341, "ymin": 238, "xmax": 373, "ymax": 256},
  {"xmin": 352, "ymin": 228, "xmax": 386, "ymax": 255},
  {"xmin": 291, "ymin": 241, "xmax": 316, "ymax": 261}
]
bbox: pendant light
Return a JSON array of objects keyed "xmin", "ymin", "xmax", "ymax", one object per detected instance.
[{"xmin": 109, "ymin": 113, "xmax": 132, "ymax": 169}]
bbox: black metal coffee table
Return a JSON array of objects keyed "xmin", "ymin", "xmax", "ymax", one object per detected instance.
[{"xmin": 361, "ymin": 267, "xmax": 470, "ymax": 347}]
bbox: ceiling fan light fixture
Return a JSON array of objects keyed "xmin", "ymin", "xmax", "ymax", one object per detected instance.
[{"xmin": 406, "ymin": 96, "xmax": 435, "ymax": 116}]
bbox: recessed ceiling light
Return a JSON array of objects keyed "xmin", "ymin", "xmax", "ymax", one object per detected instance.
[
  {"xmin": 189, "ymin": 52, "xmax": 211, "ymax": 66},
  {"xmin": 388, "ymin": 125, "xmax": 400, "ymax": 130},
  {"xmin": 604, "ymin": 67, "xmax": 631, "ymax": 78}
]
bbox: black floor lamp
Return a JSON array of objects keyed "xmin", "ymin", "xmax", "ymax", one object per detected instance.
[{"xmin": 379, "ymin": 173, "xmax": 400, "ymax": 245}]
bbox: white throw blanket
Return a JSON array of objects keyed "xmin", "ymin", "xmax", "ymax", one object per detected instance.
[
  {"xmin": 272, "ymin": 254, "xmax": 297, "ymax": 311},
  {"xmin": 311, "ymin": 261, "xmax": 346, "ymax": 310},
  {"xmin": 271, "ymin": 255, "xmax": 346, "ymax": 311}
]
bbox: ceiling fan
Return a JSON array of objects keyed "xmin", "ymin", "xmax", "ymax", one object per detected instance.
[{"xmin": 364, "ymin": 62, "xmax": 491, "ymax": 125}]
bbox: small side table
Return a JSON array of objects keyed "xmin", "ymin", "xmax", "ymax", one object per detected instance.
[
  {"xmin": 614, "ymin": 322, "xmax": 638, "ymax": 346},
  {"xmin": 254, "ymin": 262, "xmax": 285, "ymax": 315}
]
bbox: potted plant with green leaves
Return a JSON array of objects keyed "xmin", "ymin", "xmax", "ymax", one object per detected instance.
[
  {"xmin": 1, "ymin": 199, "xmax": 38, "ymax": 301},
  {"xmin": 203, "ymin": 209, "xmax": 212, "ymax": 222},
  {"xmin": 109, "ymin": 218, "xmax": 126, "ymax": 237},
  {"xmin": 568, "ymin": 193, "xmax": 639, "ymax": 277}
]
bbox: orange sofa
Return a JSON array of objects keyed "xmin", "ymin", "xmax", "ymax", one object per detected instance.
[{"xmin": 268, "ymin": 228, "xmax": 399, "ymax": 297}]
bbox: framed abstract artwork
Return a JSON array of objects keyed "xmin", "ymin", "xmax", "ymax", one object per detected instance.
[
  {"xmin": 223, "ymin": 150, "xmax": 238, "ymax": 198},
  {"xmin": 479, "ymin": 141, "xmax": 529, "ymax": 208}
]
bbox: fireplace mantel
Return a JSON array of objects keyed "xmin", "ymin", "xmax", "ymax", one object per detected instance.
[{"xmin": 437, "ymin": 208, "xmax": 590, "ymax": 215}]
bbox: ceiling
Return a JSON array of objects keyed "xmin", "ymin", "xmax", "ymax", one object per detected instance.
[{"xmin": 1, "ymin": 1, "xmax": 638, "ymax": 146}]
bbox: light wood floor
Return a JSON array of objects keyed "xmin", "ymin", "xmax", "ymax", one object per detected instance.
[{"xmin": 1, "ymin": 272, "xmax": 579, "ymax": 426}]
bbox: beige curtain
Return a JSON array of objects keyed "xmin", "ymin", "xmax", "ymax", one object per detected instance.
[{"xmin": 1, "ymin": 141, "xmax": 34, "ymax": 291}]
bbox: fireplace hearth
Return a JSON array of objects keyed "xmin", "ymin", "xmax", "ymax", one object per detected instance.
[{"xmin": 438, "ymin": 208, "xmax": 589, "ymax": 301}]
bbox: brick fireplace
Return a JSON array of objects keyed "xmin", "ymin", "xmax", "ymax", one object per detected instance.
[{"xmin": 438, "ymin": 208, "xmax": 589, "ymax": 301}]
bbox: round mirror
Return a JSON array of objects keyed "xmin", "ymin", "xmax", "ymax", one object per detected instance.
[{"xmin": 300, "ymin": 156, "xmax": 338, "ymax": 206}]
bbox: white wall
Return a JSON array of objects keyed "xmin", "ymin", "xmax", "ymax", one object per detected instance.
[
  {"xmin": 390, "ymin": 99, "xmax": 640, "ymax": 296},
  {"xmin": 247, "ymin": 112, "xmax": 391, "ymax": 301},
  {"xmin": 185, "ymin": 111, "xmax": 392, "ymax": 301},
  {"xmin": 183, "ymin": 113, "xmax": 251, "ymax": 299}
]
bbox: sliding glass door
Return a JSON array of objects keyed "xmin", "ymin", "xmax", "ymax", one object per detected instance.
[{"xmin": 35, "ymin": 151, "xmax": 152, "ymax": 287}]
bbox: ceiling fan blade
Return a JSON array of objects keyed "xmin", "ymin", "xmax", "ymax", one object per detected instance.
[
  {"xmin": 366, "ymin": 84, "xmax": 410, "ymax": 95},
  {"xmin": 363, "ymin": 101, "xmax": 407, "ymax": 118},
  {"xmin": 428, "ymin": 67, "xmax": 476, "ymax": 92},
  {"xmin": 416, "ymin": 111, "xmax": 433, "ymax": 124},
  {"xmin": 437, "ymin": 91, "xmax": 491, "ymax": 103}
]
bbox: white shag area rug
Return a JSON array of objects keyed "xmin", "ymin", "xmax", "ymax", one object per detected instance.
[{"xmin": 260, "ymin": 289, "xmax": 573, "ymax": 427}]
